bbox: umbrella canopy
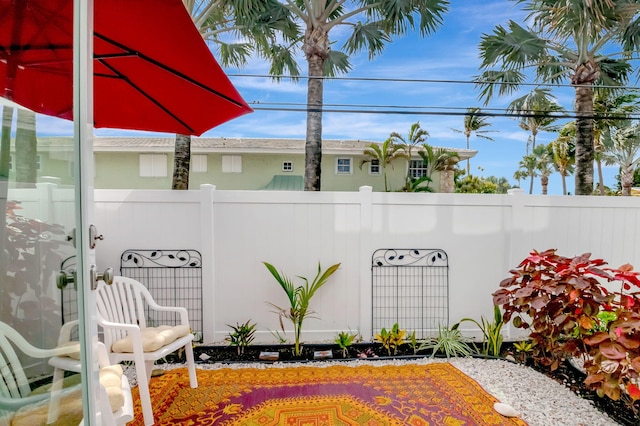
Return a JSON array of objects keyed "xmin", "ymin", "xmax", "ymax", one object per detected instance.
[{"xmin": 0, "ymin": 0, "xmax": 252, "ymax": 136}]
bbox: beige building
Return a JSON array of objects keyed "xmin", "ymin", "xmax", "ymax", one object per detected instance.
[{"xmin": 13, "ymin": 137, "xmax": 476, "ymax": 192}]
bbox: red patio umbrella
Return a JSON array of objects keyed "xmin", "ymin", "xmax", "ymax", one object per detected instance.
[{"xmin": 0, "ymin": 0, "xmax": 252, "ymax": 136}]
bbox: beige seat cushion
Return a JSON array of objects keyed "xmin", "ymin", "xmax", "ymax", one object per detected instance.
[
  {"xmin": 111, "ymin": 325, "xmax": 190, "ymax": 353},
  {"xmin": 12, "ymin": 365, "xmax": 125, "ymax": 425},
  {"xmin": 100, "ymin": 364, "xmax": 125, "ymax": 412},
  {"xmin": 56, "ymin": 341, "xmax": 81, "ymax": 360}
]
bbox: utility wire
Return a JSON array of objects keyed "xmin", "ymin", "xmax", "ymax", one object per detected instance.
[
  {"xmin": 248, "ymin": 103, "xmax": 640, "ymax": 121},
  {"xmin": 228, "ymin": 73, "xmax": 640, "ymax": 91}
]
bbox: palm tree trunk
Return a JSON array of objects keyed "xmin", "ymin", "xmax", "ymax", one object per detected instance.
[
  {"xmin": 541, "ymin": 176, "xmax": 548, "ymax": 195},
  {"xmin": 528, "ymin": 175, "xmax": 534, "ymax": 194},
  {"xmin": 621, "ymin": 164, "xmax": 633, "ymax": 196},
  {"xmin": 573, "ymin": 85, "xmax": 595, "ymax": 195},
  {"xmin": 465, "ymin": 135, "xmax": 470, "ymax": 175},
  {"xmin": 1, "ymin": 106, "xmax": 13, "ymax": 179},
  {"xmin": 172, "ymin": 134, "xmax": 191, "ymax": 190},
  {"xmin": 596, "ymin": 158, "xmax": 605, "ymax": 195},
  {"xmin": 15, "ymin": 109, "xmax": 37, "ymax": 188},
  {"xmin": 303, "ymin": 27, "xmax": 329, "ymax": 192},
  {"xmin": 561, "ymin": 173, "xmax": 567, "ymax": 195}
]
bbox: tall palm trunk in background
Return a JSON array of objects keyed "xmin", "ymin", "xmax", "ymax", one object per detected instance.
[
  {"xmin": 573, "ymin": 84, "xmax": 595, "ymax": 195},
  {"xmin": 303, "ymin": 27, "xmax": 329, "ymax": 191},
  {"xmin": 172, "ymin": 134, "xmax": 191, "ymax": 190},
  {"xmin": 1, "ymin": 106, "xmax": 12, "ymax": 179},
  {"xmin": 621, "ymin": 164, "xmax": 634, "ymax": 196},
  {"xmin": 15, "ymin": 109, "xmax": 36, "ymax": 188}
]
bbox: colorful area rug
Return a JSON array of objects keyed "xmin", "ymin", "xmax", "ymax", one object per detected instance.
[{"xmin": 131, "ymin": 363, "xmax": 528, "ymax": 425}]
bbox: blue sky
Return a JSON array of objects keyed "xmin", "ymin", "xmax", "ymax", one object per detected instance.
[{"xmin": 55, "ymin": 1, "xmax": 622, "ymax": 194}]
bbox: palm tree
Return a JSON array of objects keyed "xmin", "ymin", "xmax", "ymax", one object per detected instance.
[
  {"xmin": 388, "ymin": 122, "xmax": 429, "ymax": 190},
  {"xmin": 171, "ymin": 0, "xmax": 293, "ymax": 189},
  {"xmin": 550, "ymin": 122, "xmax": 575, "ymax": 196},
  {"xmin": 416, "ymin": 144, "xmax": 459, "ymax": 192},
  {"xmin": 592, "ymin": 89, "xmax": 640, "ymax": 195},
  {"xmin": 513, "ymin": 169, "xmax": 528, "ymax": 189},
  {"xmin": 533, "ymin": 144, "xmax": 553, "ymax": 195},
  {"xmin": 506, "ymin": 88, "xmax": 563, "ymax": 154},
  {"xmin": 231, "ymin": 1, "xmax": 450, "ymax": 191},
  {"xmin": 360, "ymin": 138, "xmax": 407, "ymax": 192},
  {"xmin": 517, "ymin": 154, "xmax": 538, "ymax": 194},
  {"xmin": 476, "ymin": 0, "xmax": 640, "ymax": 195},
  {"xmin": 453, "ymin": 108, "xmax": 495, "ymax": 175},
  {"xmin": 603, "ymin": 122, "xmax": 640, "ymax": 196}
]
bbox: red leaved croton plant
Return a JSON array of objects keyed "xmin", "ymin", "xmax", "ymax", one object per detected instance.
[{"xmin": 493, "ymin": 249, "xmax": 640, "ymax": 411}]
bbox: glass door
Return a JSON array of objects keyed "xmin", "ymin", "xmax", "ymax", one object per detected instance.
[{"xmin": 0, "ymin": 1, "xmax": 100, "ymax": 424}]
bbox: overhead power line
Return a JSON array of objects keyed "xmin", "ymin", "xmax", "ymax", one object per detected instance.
[
  {"xmin": 248, "ymin": 102, "xmax": 640, "ymax": 121},
  {"xmin": 228, "ymin": 73, "xmax": 640, "ymax": 91}
]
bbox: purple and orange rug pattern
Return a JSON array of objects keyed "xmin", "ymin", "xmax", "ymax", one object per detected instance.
[{"xmin": 131, "ymin": 363, "xmax": 528, "ymax": 425}]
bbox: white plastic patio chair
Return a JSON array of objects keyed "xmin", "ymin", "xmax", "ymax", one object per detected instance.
[
  {"xmin": 47, "ymin": 322, "xmax": 133, "ymax": 425},
  {"xmin": 96, "ymin": 276, "xmax": 198, "ymax": 426},
  {"xmin": 0, "ymin": 320, "xmax": 132, "ymax": 425}
]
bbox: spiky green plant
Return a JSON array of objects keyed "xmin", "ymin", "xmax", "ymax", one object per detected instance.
[
  {"xmin": 335, "ymin": 330, "xmax": 359, "ymax": 358},
  {"xmin": 419, "ymin": 324, "xmax": 473, "ymax": 358},
  {"xmin": 225, "ymin": 320, "xmax": 257, "ymax": 355},
  {"xmin": 453, "ymin": 305, "xmax": 504, "ymax": 357},
  {"xmin": 263, "ymin": 261, "xmax": 340, "ymax": 356}
]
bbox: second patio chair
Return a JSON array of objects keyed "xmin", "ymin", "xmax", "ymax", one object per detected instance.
[{"xmin": 96, "ymin": 276, "xmax": 198, "ymax": 426}]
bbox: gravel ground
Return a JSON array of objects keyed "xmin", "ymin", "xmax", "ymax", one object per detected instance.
[{"xmin": 130, "ymin": 357, "xmax": 620, "ymax": 426}]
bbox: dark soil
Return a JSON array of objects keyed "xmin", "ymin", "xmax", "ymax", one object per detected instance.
[{"xmin": 164, "ymin": 342, "xmax": 640, "ymax": 426}]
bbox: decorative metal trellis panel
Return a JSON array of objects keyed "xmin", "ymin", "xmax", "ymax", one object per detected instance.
[
  {"xmin": 120, "ymin": 249, "xmax": 203, "ymax": 342},
  {"xmin": 372, "ymin": 249, "xmax": 449, "ymax": 339}
]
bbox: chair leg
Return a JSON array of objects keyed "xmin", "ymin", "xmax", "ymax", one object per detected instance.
[
  {"xmin": 184, "ymin": 343, "xmax": 198, "ymax": 388},
  {"xmin": 46, "ymin": 367, "xmax": 65, "ymax": 424},
  {"xmin": 134, "ymin": 357, "xmax": 154, "ymax": 426}
]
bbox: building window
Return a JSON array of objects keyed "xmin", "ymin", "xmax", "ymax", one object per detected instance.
[
  {"xmin": 282, "ymin": 161, "xmax": 293, "ymax": 172},
  {"xmin": 409, "ymin": 159, "xmax": 428, "ymax": 178},
  {"xmin": 192, "ymin": 155, "xmax": 207, "ymax": 173},
  {"xmin": 336, "ymin": 157, "xmax": 352, "ymax": 174},
  {"xmin": 369, "ymin": 159, "xmax": 380, "ymax": 175},
  {"xmin": 222, "ymin": 155, "xmax": 242, "ymax": 173},
  {"xmin": 139, "ymin": 154, "xmax": 168, "ymax": 177},
  {"xmin": 6, "ymin": 155, "xmax": 40, "ymax": 170}
]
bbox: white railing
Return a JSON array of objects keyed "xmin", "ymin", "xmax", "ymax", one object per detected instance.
[{"xmin": 12, "ymin": 184, "xmax": 640, "ymax": 344}]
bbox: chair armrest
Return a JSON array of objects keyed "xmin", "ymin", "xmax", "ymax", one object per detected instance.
[
  {"xmin": 98, "ymin": 320, "xmax": 142, "ymax": 333},
  {"xmin": 0, "ymin": 392, "xmax": 52, "ymax": 411},
  {"xmin": 0, "ymin": 326, "xmax": 83, "ymax": 360},
  {"xmin": 145, "ymin": 303, "xmax": 191, "ymax": 327},
  {"xmin": 57, "ymin": 320, "xmax": 79, "ymax": 345}
]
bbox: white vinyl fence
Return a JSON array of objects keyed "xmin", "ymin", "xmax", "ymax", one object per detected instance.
[
  {"xmin": 92, "ymin": 185, "xmax": 640, "ymax": 343},
  {"xmin": 9, "ymin": 184, "xmax": 640, "ymax": 345}
]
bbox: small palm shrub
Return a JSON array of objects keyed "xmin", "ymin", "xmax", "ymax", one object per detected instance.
[
  {"xmin": 264, "ymin": 261, "xmax": 341, "ymax": 357},
  {"xmin": 225, "ymin": 320, "xmax": 256, "ymax": 355},
  {"xmin": 335, "ymin": 330, "xmax": 359, "ymax": 357}
]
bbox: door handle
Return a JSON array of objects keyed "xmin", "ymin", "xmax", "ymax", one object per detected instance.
[
  {"xmin": 89, "ymin": 224, "xmax": 104, "ymax": 249},
  {"xmin": 90, "ymin": 265, "xmax": 114, "ymax": 290},
  {"xmin": 56, "ymin": 270, "xmax": 76, "ymax": 290}
]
